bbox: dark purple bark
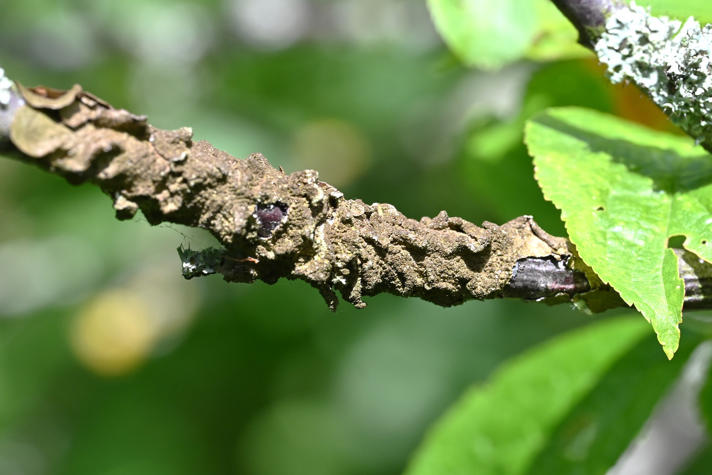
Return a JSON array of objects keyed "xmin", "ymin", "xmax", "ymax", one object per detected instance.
[{"xmin": 549, "ymin": 0, "xmax": 621, "ymax": 46}]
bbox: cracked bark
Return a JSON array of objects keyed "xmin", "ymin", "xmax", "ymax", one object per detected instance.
[{"xmin": 2, "ymin": 82, "xmax": 712, "ymax": 312}]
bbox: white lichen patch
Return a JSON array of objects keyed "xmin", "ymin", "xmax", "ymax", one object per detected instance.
[
  {"xmin": 595, "ymin": 2, "xmax": 712, "ymax": 150},
  {"xmin": 0, "ymin": 68, "xmax": 13, "ymax": 107}
]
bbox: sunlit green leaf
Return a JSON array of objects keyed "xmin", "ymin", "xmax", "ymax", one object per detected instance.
[
  {"xmin": 526, "ymin": 107, "xmax": 712, "ymax": 358},
  {"xmin": 405, "ymin": 317, "xmax": 648, "ymax": 475}
]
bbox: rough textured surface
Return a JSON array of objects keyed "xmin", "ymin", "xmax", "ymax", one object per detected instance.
[
  {"xmin": 3, "ymin": 81, "xmax": 712, "ymax": 312},
  {"xmin": 0, "ymin": 82, "xmax": 591, "ymax": 310}
]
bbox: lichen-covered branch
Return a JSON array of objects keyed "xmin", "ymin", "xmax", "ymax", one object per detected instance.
[
  {"xmin": 551, "ymin": 0, "xmax": 712, "ymax": 152},
  {"xmin": 1, "ymin": 77, "xmax": 711, "ymax": 312},
  {"xmin": 595, "ymin": 3, "xmax": 712, "ymax": 152}
]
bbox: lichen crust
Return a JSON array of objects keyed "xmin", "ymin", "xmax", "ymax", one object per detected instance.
[
  {"xmin": 0, "ymin": 68, "xmax": 12, "ymax": 107},
  {"xmin": 595, "ymin": 2, "xmax": 712, "ymax": 151}
]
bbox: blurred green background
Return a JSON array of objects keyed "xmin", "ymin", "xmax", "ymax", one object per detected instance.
[{"xmin": 0, "ymin": 1, "xmax": 670, "ymax": 474}]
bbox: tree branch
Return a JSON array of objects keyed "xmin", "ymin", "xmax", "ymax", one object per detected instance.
[
  {"xmin": 1, "ymin": 75, "xmax": 712, "ymax": 312},
  {"xmin": 551, "ymin": 0, "xmax": 712, "ymax": 152},
  {"xmin": 548, "ymin": 0, "xmax": 621, "ymax": 47}
]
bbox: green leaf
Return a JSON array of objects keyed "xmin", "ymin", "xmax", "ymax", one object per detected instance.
[
  {"xmin": 526, "ymin": 1, "xmax": 587, "ymax": 62},
  {"xmin": 459, "ymin": 59, "xmax": 614, "ymax": 233},
  {"xmin": 698, "ymin": 343, "xmax": 712, "ymax": 439},
  {"xmin": 405, "ymin": 317, "xmax": 649, "ymax": 475},
  {"xmin": 427, "ymin": 0, "xmax": 538, "ymax": 69},
  {"xmin": 638, "ymin": 0, "xmax": 712, "ymax": 23},
  {"xmin": 427, "ymin": 0, "xmax": 712, "ymax": 70},
  {"xmin": 528, "ymin": 329, "xmax": 700, "ymax": 473},
  {"xmin": 525, "ymin": 107, "xmax": 712, "ymax": 358},
  {"xmin": 679, "ymin": 442, "xmax": 712, "ymax": 474},
  {"xmin": 427, "ymin": 0, "xmax": 588, "ymax": 70}
]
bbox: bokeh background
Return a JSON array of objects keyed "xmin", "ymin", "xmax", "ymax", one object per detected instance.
[{"xmin": 0, "ymin": 1, "xmax": 684, "ymax": 474}]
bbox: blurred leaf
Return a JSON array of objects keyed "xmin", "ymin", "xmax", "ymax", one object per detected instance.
[
  {"xmin": 679, "ymin": 442, "xmax": 712, "ymax": 474},
  {"xmin": 405, "ymin": 316, "xmax": 648, "ymax": 475},
  {"xmin": 57, "ymin": 394, "xmax": 219, "ymax": 475},
  {"xmin": 459, "ymin": 60, "xmax": 613, "ymax": 231},
  {"xmin": 427, "ymin": 0, "xmax": 712, "ymax": 70},
  {"xmin": 427, "ymin": 0, "xmax": 589, "ymax": 70},
  {"xmin": 213, "ymin": 47, "xmax": 457, "ymax": 133},
  {"xmin": 427, "ymin": 0, "xmax": 538, "ymax": 69},
  {"xmin": 528, "ymin": 328, "xmax": 701, "ymax": 474},
  {"xmin": 0, "ymin": 309, "xmax": 74, "ymax": 428},
  {"xmin": 699, "ymin": 351, "xmax": 712, "ymax": 440},
  {"xmin": 522, "ymin": 61, "xmax": 613, "ymax": 118},
  {"xmin": 526, "ymin": 1, "xmax": 588, "ymax": 62},
  {"xmin": 240, "ymin": 400, "xmax": 354, "ymax": 475},
  {"xmin": 526, "ymin": 107, "xmax": 712, "ymax": 358}
]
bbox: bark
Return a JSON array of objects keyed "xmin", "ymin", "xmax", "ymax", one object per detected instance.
[
  {"xmin": 1, "ymin": 81, "xmax": 711, "ymax": 312},
  {"xmin": 549, "ymin": 0, "xmax": 622, "ymax": 46}
]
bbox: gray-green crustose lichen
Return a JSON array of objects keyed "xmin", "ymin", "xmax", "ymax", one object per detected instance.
[
  {"xmin": 0, "ymin": 68, "xmax": 13, "ymax": 107},
  {"xmin": 594, "ymin": 1, "xmax": 712, "ymax": 151},
  {"xmin": 0, "ymin": 67, "xmax": 25, "ymax": 141}
]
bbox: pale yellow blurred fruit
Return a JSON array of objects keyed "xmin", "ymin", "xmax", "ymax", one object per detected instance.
[{"xmin": 71, "ymin": 290, "xmax": 155, "ymax": 376}]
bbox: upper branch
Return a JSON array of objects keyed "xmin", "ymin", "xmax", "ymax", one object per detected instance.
[
  {"xmin": 549, "ymin": 0, "xmax": 621, "ymax": 47},
  {"xmin": 551, "ymin": 0, "xmax": 712, "ymax": 152}
]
